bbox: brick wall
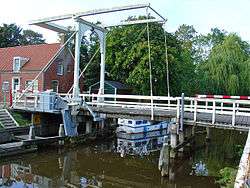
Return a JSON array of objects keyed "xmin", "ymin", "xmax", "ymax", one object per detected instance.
[
  {"xmin": 0, "ymin": 71, "xmax": 43, "ymax": 103},
  {"xmin": 43, "ymin": 49, "xmax": 74, "ymax": 93}
]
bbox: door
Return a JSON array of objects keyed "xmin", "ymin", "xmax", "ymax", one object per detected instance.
[
  {"xmin": 12, "ymin": 77, "xmax": 20, "ymax": 92},
  {"xmin": 51, "ymin": 80, "xmax": 59, "ymax": 92}
]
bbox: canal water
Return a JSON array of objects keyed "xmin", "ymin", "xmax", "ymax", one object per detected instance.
[{"xmin": 0, "ymin": 129, "xmax": 246, "ymax": 188}]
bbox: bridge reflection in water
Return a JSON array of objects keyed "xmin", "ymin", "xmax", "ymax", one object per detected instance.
[{"xmin": 1, "ymin": 129, "xmax": 244, "ymax": 187}]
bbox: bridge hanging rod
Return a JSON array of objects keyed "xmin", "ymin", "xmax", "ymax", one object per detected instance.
[{"xmin": 29, "ymin": 4, "xmax": 166, "ymax": 25}]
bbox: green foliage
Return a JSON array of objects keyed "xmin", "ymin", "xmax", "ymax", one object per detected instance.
[
  {"xmin": 0, "ymin": 23, "xmax": 45, "ymax": 48},
  {"xmin": 72, "ymin": 17, "xmax": 250, "ymax": 97},
  {"xmin": 198, "ymin": 34, "xmax": 250, "ymax": 95},
  {"xmin": 216, "ymin": 167, "xmax": 237, "ymax": 188},
  {"xmin": 11, "ymin": 112, "xmax": 31, "ymax": 126}
]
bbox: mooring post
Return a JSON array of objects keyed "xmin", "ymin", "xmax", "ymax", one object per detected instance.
[
  {"xmin": 86, "ymin": 121, "xmax": 92, "ymax": 134},
  {"xmin": 158, "ymin": 136, "xmax": 170, "ymax": 176},
  {"xmin": 59, "ymin": 124, "xmax": 65, "ymax": 137},
  {"xmin": 29, "ymin": 114, "xmax": 35, "ymax": 140}
]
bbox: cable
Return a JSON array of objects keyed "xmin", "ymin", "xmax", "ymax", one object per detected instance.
[
  {"xmin": 163, "ymin": 23, "xmax": 170, "ymax": 97},
  {"xmin": 146, "ymin": 7, "xmax": 154, "ymax": 120}
]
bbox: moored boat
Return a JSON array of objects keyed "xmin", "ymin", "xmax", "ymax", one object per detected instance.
[{"xmin": 116, "ymin": 118, "xmax": 170, "ymax": 134}]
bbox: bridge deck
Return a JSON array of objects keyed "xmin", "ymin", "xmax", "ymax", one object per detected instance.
[{"xmin": 89, "ymin": 106, "xmax": 250, "ymax": 131}]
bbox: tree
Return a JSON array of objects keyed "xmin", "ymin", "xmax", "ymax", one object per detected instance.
[
  {"xmin": 21, "ymin": 29, "xmax": 45, "ymax": 45},
  {"xmin": 199, "ymin": 34, "xmax": 249, "ymax": 95},
  {"xmin": 194, "ymin": 28, "xmax": 227, "ymax": 63},
  {"xmin": 0, "ymin": 23, "xmax": 45, "ymax": 48},
  {"xmin": 0, "ymin": 24, "xmax": 23, "ymax": 47}
]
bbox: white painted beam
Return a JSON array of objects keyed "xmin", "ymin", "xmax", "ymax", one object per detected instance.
[
  {"xmin": 29, "ymin": 4, "xmax": 150, "ymax": 24},
  {"xmin": 35, "ymin": 23, "xmax": 70, "ymax": 33},
  {"xmin": 106, "ymin": 19, "xmax": 164, "ymax": 28}
]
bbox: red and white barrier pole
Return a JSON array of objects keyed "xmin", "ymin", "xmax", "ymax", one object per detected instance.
[{"xmin": 196, "ymin": 94, "xmax": 250, "ymax": 100}]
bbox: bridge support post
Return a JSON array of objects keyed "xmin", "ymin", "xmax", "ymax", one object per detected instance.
[
  {"xmin": 178, "ymin": 131, "xmax": 185, "ymax": 152},
  {"xmin": 170, "ymin": 123, "xmax": 177, "ymax": 158},
  {"xmin": 206, "ymin": 127, "xmax": 211, "ymax": 142},
  {"xmin": 158, "ymin": 136, "xmax": 170, "ymax": 177},
  {"xmin": 99, "ymin": 120, "xmax": 105, "ymax": 130},
  {"xmin": 86, "ymin": 121, "xmax": 92, "ymax": 134}
]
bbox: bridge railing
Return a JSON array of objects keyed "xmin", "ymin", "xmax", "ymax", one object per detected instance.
[
  {"xmin": 77, "ymin": 94, "xmax": 250, "ymax": 126},
  {"xmin": 12, "ymin": 92, "xmax": 58, "ymax": 112},
  {"xmin": 78, "ymin": 93, "xmax": 179, "ymax": 111},
  {"xmin": 12, "ymin": 92, "xmax": 250, "ymax": 127},
  {"xmin": 184, "ymin": 97, "xmax": 250, "ymax": 126}
]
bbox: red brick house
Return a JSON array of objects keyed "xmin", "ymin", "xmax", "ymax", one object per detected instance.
[{"xmin": 0, "ymin": 43, "xmax": 74, "ymax": 105}]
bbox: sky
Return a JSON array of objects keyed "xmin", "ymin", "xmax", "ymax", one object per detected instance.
[{"xmin": 0, "ymin": 0, "xmax": 249, "ymax": 43}]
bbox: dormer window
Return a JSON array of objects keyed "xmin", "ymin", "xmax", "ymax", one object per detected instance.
[
  {"xmin": 13, "ymin": 56, "xmax": 29, "ymax": 73},
  {"xmin": 13, "ymin": 57, "xmax": 21, "ymax": 72}
]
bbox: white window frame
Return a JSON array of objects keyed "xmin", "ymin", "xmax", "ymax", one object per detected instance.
[
  {"xmin": 51, "ymin": 80, "xmax": 59, "ymax": 93},
  {"xmin": 2, "ymin": 81, "xmax": 10, "ymax": 92},
  {"xmin": 13, "ymin": 57, "xmax": 21, "ymax": 73},
  {"xmin": 12, "ymin": 77, "xmax": 20, "ymax": 92},
  {"xmin": 25, "ymin": 80, "xmax": 33, "ymax": 90},
  {"xmin": 57, "ymin": 63, "xmax": 64, "ymax": 76}
]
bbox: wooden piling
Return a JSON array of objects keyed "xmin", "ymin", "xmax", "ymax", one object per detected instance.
[{"xmin": 158, "ymin": 136, "xmax": 170, "ymax": 176}]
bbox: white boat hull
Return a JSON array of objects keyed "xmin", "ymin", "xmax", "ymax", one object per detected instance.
[{"xmin": 116, "ymin": 121, "xmax": 169, "ymax": 134}]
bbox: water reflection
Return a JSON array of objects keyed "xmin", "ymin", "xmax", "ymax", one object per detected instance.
[
  {"xmin": 0, "ymin": 129, "xmax": 244, "ymax": 188},
  {"xmin": 116, "ymin": 130, "xmax": 169, "ymax": 157}
]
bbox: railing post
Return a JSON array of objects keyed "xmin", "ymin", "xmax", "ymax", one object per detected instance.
[
  {"xmin": 34, "ymin": 94, "xmax": 38, "ymax": 108},
  {"xmin": 194, "ymin": 98, "xmax": 197, "ymax": 123},
  {"xmin": 232, "ymin": 102, "xmax": 236, "ymax": 126},
  {"xmin": 24, "ymin": 93, "xmax": 27, "ymax": 107},
  {"xmin": 176, "ymin": 99, "xmax": 180, "ymax": 134},
  {"xmin": 150, "ymin": 96, "xmax": 154, "ymax": 120},
  {"xmin": 205, "ymin": 100, "xmax": 208, "ymax": 110},
  {"xmin": 180, "ymin": 93, "xmax": 184, "ymax": 131},
  {"xmin": 212, "ymin": 101, "xmax": 216, "ymax": 124}
]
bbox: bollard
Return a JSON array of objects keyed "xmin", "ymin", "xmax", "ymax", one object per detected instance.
[
  {"xmin": 59, "ymin": 124, "xmax": 65, "ymax": 137},
  {"xmin": 29, "ymin": 126, "xmax": 35, "ymax": 140},
  {"xmin": 58, "ymin": 124, "xmax": 65, "ymax": 145}
]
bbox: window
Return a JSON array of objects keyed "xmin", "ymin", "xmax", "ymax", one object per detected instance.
[
  {"xmin": 12, "ymin": 78, "xmax": 20, "ymax": 92},
  {"xmin": 128, "ymin": 120, "xmax": 132, "ymax": 124},
  {"xmin": 25, "ymin": 80, "xmax": 38, "ymax": 91},
  {"xmin": 67, "ymin": 64, "xmax": 71, "ymax": 73},
  {"xmin": 13, "ymin": 57, "xmax": 21, "ymax": 72},
  {"xmin": 2, "ymin": 81, "xmax": 9, "ymax": 92},
  {"xmin": 33, "ymin": 80, "xmax": 38, "ymax": 91},
  {"xmin": 136, "ymin": 121, "xmax": 142, "ymax": 125},
  {"xmin": 51, "ymin": 80, "xmax": 59, "ymax": 92},
  {"xmin": 25, "ymin": 80, "xmax": 32, "ymax": 89},
  {"xmin": 57, "ymin": 63, "xmax": 64, "ymax": 75}
]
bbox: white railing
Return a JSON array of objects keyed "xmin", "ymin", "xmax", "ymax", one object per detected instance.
[
  {"xmin": 13, "ymin": 92, "xmax": 250, "ymax": 127},
  {"xmin": 12, "ymin": 92, "xmax": 57, "ymax": 112}
]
